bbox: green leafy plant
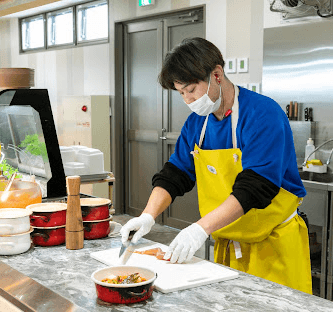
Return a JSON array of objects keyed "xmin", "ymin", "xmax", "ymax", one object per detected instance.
[
  {"xmin": 19, "ymin": 134, "xmax": 47, "ymax": 160},
  {"xmin": 0, "ymin": 159, "xmax": 22, "ymax": 179}
]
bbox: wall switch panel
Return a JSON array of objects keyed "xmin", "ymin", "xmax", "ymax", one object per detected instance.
[
  {"xmin": 248, "ymin": 83, "xmax": 261, "ymax": 93},
  {"xmin": 237, "ymin": 57, "xmax": 248, "ymax": 73},
  {"xmin": 225, "ymin": 58, "xmax": 236, "ymax": 74}
]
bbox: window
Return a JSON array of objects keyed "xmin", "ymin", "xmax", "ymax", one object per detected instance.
[
  {"xmin": 19, "ymin": 0, "xmax": 109, "ymax": 53},
  {"xmin": 47, "ymin": 8, "xmax": 74, "ymax": 47},
  {"xmin": 21, "ymin": 14, "xmax": 44, "ymax": 51},
  {"xmin": 77, "ymin": 0, "xmax": 108, "ymax": 43}
]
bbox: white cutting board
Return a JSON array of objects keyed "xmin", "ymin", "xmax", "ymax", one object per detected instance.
[{"xmin": 90, "ymin": 242, "xmax": 239, "ymax": 293}]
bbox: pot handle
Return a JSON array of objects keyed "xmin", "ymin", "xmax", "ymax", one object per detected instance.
[
  {"xmin": 0, "ymin": 242, "xmax": 15, "ymax": 249},
  {"xmin": 0, "ymin": 224, "xmax": 14, "ymax": 233},
  {"xmin": 81, "ymin": 207, "xmax": 92, "ymax": 217},
  {"xmin": 127, "ymin": 289, "xmax": 148, "ymax": 298},
  {"xmin": 30, "ymin": 215, "xmax": 50, "ymax": 222},
  {"xmin": 83, "ymin": 223, "xmax": 92, "ymax": 232},
  {"xmin": 31, "ymin": 232, "xmax": 50, "ymax": 242}
]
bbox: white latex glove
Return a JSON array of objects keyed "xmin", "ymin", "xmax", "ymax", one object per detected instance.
[
  {"xmin": 120, "ymin": 213, "xmax": 155, "ymax": 245},
  {"xmin": 163, "ymin": 223, "xmax": 208, "ymax": 264}
]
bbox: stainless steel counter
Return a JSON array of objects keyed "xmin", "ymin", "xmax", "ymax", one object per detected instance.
[{"xmin": 1, "ymin": 233, "xmax": 333, "ymax": 312}]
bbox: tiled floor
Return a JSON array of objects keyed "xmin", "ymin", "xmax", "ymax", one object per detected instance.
[{"xmin": 112, "ymin": 214, "xmax": 213, "ymax": 260}]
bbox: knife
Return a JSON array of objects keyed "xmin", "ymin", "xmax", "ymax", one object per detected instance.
[{"xmin": 119, "ymin": 230, "xmax": 136, "ymax": 258}]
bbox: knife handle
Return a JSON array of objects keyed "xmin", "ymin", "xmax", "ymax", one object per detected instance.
[{"xmin": 128, "ymin": 230, "xmax": 136, "ymax": 241}]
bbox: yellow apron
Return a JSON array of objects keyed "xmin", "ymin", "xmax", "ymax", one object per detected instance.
[{"xmin": 193, "ymin": 86, "xmax": 312, "ymax": 294}]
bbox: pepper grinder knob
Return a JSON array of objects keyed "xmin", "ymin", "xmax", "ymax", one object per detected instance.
[{"xmin": 66, "ymin": 176, "xmax": 84, "ymax": 250}]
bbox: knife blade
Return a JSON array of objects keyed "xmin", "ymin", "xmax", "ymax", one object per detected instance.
[{"xmin": 119, "ymin": 230, "xmax": 136, "ymax": 258}]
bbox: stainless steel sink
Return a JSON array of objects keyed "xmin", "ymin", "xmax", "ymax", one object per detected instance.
[{"xmin": 299, "ymin": 170, "xmax": 333, "ymax": 184}]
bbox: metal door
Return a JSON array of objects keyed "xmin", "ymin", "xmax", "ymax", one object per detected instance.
[
  {"xmin": 124, "ymin": 9, "xmax": 204, "ymax": 228},
  {"xmin": 161, "ymin": 13, "xmax": 204, "ymax": 229}
]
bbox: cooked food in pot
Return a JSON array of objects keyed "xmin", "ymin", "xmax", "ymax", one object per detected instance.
[{"xmin": 101, "ymin": 273, "xmax": 147, "ymax": 284}]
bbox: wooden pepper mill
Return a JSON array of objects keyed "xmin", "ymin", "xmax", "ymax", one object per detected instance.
[{"xmin": 66, "ymin": 176, "xmax": 84, "ymax": 250}]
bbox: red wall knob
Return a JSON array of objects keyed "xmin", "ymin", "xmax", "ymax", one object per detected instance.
[{"xmin": 82, "ymin": 105, "xmax": 87, "ymax": 112}]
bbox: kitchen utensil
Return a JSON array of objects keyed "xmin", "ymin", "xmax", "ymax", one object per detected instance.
[
  {"xmin": 0, "ymin": 152, "xmax": 4, "ymax": 165},
  {"xmin": 308, "ymin": 107, "xmax": 313, "ymax": 121},
  {"xmin": 286, "ymin": 104, "xmax": 290, "ymax": 119},
  {"xmin": 1, "ymin": 172, "xmax": 17, "ymax": 202},
  {"xmin": 83, "ymin": 216, "xmax": 112, "ymax": 240},
  {"xmin": 91, "ymin": 242, "xmax": 239, "ymax": 293},
  {"xmin": 80, "ymin": 198, "xmax": 111, "ymax": 221},
  {"xmin": 119, "ymin": 230, "xmax": 136, "ymax": 258},
  {"xmin": 294, "ymin": 101, "xmax": 298, "ymax": 121},
  {"xmin": 91, "ymin": 266, "xmax": 157, "ymax": 304},
  {"xmin": 0, "ymin": 180, "xmax": 42, "ymax": 209},
  {"xmin": 0, "ymin": 208, "xmax": 32, "ymax": 235},
  {"xmin": 65, "ymin": 176, "xmax": 84, "ymax": 250},
  {"xmin": 31, "ymin": 225, "xmax": 65, "ymax": 246},
  {"xmin": 0, "ymin": 227, "xmax": 33, "ymax": 255},
  {"xmin": 28, "ymin": 203, "xmax": 67, "ymax": 227}
]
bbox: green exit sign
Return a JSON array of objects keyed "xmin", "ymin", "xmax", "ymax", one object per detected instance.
[{"xmin": 139, "ymin": 0, "xmax": 155, "ymax": 6}]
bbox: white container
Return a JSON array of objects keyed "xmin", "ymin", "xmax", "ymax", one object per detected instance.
[
  {"xmin": 76, "ymin": 148, "xmax": 104, "ymax": 174},
  {"xmin": 303, "ymin": 163, "xmax": 327, "ymax": 173},
  {"xmin": 60, "ymin": 146, "xmax": 76, "ymax": 163},
  {"xmin": 0, "ymin": 228, "xmax": 33, "ymax": 255},
  {"xmin": 0, "ymin": 208, "xmax": 32, "ymax": 235},
  {"xmin": 305, "ymin": 138, "xmax": 315, "ymax": 161},
  {"xmin": 63, "ymin": 162, "xmax": 86, "ymax": 176},
  {"xmin": 70, "ymin": 145, "xmax": 89, "ymax": 155}
]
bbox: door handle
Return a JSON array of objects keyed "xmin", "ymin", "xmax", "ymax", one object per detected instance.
[{"xmin": 159, "ymin": 128, "xmax": 167, "ymax": 140}]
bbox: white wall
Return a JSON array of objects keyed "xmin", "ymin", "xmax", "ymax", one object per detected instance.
[{"xmin": 0, "ymin": 0, "xmax": 263, "ymax": 133}]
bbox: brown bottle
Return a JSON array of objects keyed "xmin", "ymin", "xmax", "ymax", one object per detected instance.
[{"xmin": 66, "ymin": 176, "xmax": 84, "ymax": 250}]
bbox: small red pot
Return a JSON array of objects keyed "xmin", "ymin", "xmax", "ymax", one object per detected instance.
[
  {"xmin": 31, "ymin": 225, "xmax": 65, "ymax": 246},
  {"xmin": 91, "ymin": 266, "xmax": 157, "ymax": 304},
  {"xmin": 27, "ymin": 203, "xmax": 67, "ymax": 227},
  {"xmin": 83, "ymin": 217, "xmax": 111, "ymax": 240},
  {"xmin": 80, "ymin": 198, "xmax": 111, "ymax": 221}
]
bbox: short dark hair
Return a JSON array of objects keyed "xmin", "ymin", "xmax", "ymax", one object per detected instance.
[{"xmin": 158, "ymin": 37, "xmax": 225, "ymax": 90}]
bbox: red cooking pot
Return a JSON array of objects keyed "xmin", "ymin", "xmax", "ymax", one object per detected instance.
[
  {"xmin": 80, "ymin": 198, "xmax": 111, "ymax": 221},
  {"xmin": 27, "ymin": 203, "xmax": 67, "ymax": 227},
  {"xmin": 31, "ymin": 225, "xmax": 65, "ymax": 246},
  {"xmin": 91, "ymin": 266, "xmax": 157, "ymax": 304},
  {"xmin": 83, "ymin": 216, "xmax": 111, "ymax": 240}
]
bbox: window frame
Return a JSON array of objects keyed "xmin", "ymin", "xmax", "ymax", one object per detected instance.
[
  {"xmin": 76, "ymin": 0, "xmax": 109, "ymax": 46},
  {"xmin": 20, "ymin": 13, "xmax": 46, "ymax": 52},
  {"xmin": 46, "ymin": 7, "xmax": 75, "ymax": 49},
  {"xmin": 19, "ymin": 0, "xmax": 109, "ymax": 54}
]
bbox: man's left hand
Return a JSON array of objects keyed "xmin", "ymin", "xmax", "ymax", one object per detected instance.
[{"xmin": 163, "ymin": 223, "xmax": 208, "ymax": 263}]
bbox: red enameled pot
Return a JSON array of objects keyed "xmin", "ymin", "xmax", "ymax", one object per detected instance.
[
  {"xmin": 83, "ymin": 216, "xmax": 111, "ymax": 240},
  {"xmin": 31, "ymin": 225, "xmax": 65, "ymax": 246},
  {"xmin": 27, "ymin": 203, "xmax": 67, "ymax": 227},
  {"xmin": 91, "ymin": 266, "xmax": 157, "ymax": 304},
  {"xmin": 80, "ymin": 198, "xmax": 111, "ymax": 221}
]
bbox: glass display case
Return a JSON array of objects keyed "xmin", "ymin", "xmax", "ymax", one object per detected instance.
[{"xmin": 0, "ymin": 89, "xmax": 66, "ymax": 199}]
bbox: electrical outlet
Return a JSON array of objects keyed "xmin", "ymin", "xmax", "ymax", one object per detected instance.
[
  {"xmin": 225, "ymin": 58, "xmax": 236, "ymax": 74},
  {"xmin": 237, "ymin": 58, "xmax": 248, "ymax": 73}
]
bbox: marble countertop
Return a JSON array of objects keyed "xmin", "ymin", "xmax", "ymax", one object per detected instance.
[{"xmin": 1, "ymin": 235, "xmax": 333, "ymax": 312}]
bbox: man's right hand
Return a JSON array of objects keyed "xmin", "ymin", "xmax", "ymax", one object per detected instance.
[{"xmin": 120, "ymin": 213, "xmax": 155, "ymax": 245}]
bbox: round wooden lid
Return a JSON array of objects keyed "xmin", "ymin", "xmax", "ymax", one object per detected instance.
[{"xmin": 0, "ymin": 68, "xmax": 35, "ymax": 89}]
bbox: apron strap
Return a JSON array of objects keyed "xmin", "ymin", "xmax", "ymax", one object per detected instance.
[
  {"xmin": 197, "ymin": 85, "xmax": 240, "ymax": 149},
  {"xmin": 198, "ymin": 114, "xmax": 209, "ymax": 148},
  {"xmin": 231, "ymin": 86, "xmax": 239, "ymax": 149}
]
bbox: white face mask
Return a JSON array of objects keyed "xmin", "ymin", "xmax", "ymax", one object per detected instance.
[{"xmin": 186, "ymin": 75, "xmax": 221, "ymax": 116}]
